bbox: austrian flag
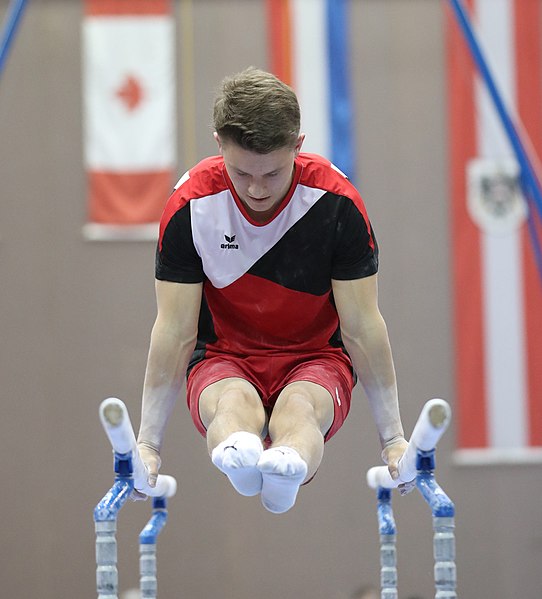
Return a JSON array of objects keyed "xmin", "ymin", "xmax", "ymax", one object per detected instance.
[
  {"xmin": 448, "ymin": 0, "xmax": 542, "ymax": 461},
  {"xmin": 82, "ymin": 0, "xmax": 176, "ymax": 239}
]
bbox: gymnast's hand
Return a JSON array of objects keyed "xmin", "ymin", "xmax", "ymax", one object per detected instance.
[
  {"xmin": 381, "ymin": 436, "xmax": 415, "ymax": 495},
  {"xmin": 131, "ymin": 441, "xmax": 162, "ymax": 501}
]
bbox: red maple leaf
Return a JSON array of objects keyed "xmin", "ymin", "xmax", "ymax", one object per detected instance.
[{"xmin": 116, "ymin": 75, "xmax": 144, "ymax": 111}]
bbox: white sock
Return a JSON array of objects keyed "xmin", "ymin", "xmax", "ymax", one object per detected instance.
[
  {"xmin": 257, "ymin": 446, "xmax": 308, "ymax": 514},
  {"xmin": 211, "ymin": 432, "xmax": 264, "ymax": 496}
]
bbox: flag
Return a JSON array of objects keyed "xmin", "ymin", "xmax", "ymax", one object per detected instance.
[
  {"xmin": 447, "ymin": 0, "xmax": 542, "ymax": 462},
  {"xmin": 82, "ymin": 0, "xmax": 176, "ymax": 240},
  {"xmin": 265, "ymin": 0, "xmax": 355, "ymax": 180}
]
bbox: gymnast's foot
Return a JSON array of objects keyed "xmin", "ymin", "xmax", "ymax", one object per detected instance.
[
  {"xmin": 211, "ymin": 431, "xmax": 264, "ymax": 496},
  {"xmin": 257, "ymin": 446, "xmax": 308, "ymax": 514}
]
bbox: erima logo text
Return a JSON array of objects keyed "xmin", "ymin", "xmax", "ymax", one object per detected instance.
[{"xmin": 221, "ymin": 234, "xmax": 239, "ymax": 249}]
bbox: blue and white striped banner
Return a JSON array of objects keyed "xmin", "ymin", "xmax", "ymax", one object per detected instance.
[{"xmin": 266, "ymin": 0, "xmax": 355, "ymax": 180}]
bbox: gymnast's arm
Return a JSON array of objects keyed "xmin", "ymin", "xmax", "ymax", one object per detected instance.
[
  {"xmin": 136, "ymin": 279, "xmax": 202, "ymax": 488},
  {"xmin": 332, "ymin": 274, "xmax": 408, "ymax": 480}
]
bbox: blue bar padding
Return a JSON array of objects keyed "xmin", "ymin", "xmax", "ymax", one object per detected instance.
[
  {"xmin": 377, "ymin": 487, "xmax": 396, "ymax": 536},
  {"xmin": 94, "ymin": 479, "xmax": 134, "ymax": 522},
  {"xmin": 0, "ymin": 0, "xmax": 28, "ymax": 78},
  {"xmin": 415, "ymin": 449, "xmax": 455, "ymax": 518},
  {"xmin": 152, "ymin": 496, "xmax": 167, "ymax": 510},
  {"xmin": 114, "ymin": 452, "xmax": 133, "ymax": 477},
  {"xmin": 416, "ymin": 449, "xmax": 436, "ymax": 472},
  {"xmin": 139, "ymin": 507, "xmax": 168, "ymax": 545},
  {"xmin": 94, "ymin": 451, "xmax": 135, "ymax": 521},
  {"xmin": 326, "ymin": 0, "xmax": 356, "ymax": 181},
  {"xmin": 416, "ymin": 473, "xmax": 455, "ymax": 518}
]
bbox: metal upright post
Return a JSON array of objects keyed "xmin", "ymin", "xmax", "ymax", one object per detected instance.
[
  {"xmin": 416, "ymin": 450, "xmax": 457, "ymax": 599},
  {"xmin": 367, "ymin": 400, "xmax": 456, "ymax": 598},
  {"xmin": 94, "ymin": 453, "xmax": 135, "ymax": 599},
  {"xmin": 139, "ymin": 496, "xmax": 169, "ymax": 599},
  {"xmin": 376, "ymin": 487, "xmax": 398, "ymax": 599},
  {"xmin": 96, "ymin": 398, "xmax": 178, "ymax": 598}
]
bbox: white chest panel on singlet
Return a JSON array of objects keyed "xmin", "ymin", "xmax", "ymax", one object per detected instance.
[{"xmin": 190, "ymin": 184, "xmax": 326, "ymax": 288}]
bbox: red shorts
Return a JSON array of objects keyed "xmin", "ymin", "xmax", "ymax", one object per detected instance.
[{"xmin": 186, "ymin": 352, "xmax": 354, "ymax": 442}]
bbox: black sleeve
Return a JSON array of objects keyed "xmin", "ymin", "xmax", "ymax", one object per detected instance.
[
  {"xmin": 155, "ymin": 203, "xmax": 205, "ymax": 283},
  {"xmin": 331, "ymin": 197, "xmax": 379, "ymax": 280}
]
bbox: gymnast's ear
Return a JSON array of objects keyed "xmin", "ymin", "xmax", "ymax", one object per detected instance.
[
  {"xmin": 293, "ymin": 133, "xmax": 305, "ymax": 156},
  {"xmin": 214, "ymin": 132, "xmax": 223, "ymax": 153}
]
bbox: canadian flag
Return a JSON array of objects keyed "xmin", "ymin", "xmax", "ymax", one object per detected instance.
[
  {"xmin": 82, "ymin": 0, "xmax": 176, "ymax": 239},
  {"xmin": 447, "ymin": 0, "xmax": 542, "ymax": 461}
]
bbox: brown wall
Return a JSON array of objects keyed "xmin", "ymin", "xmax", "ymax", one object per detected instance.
[{"xmin": 1, "ymin": 1, "xmax": 541, "ymax": 598}]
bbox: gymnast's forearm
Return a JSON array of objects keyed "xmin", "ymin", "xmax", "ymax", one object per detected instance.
[
  {"xmin": 342, "ymin": 316, "xmax": 404, "ymax": 447},
  {"xmin": 137, "ymin": 322, "xmax": 196, "ymax": 451}
]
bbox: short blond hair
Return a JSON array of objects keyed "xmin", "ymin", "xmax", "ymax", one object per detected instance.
[{"xmin": 213, "ymin": 67, "xmax": 300, "ymax": 153}]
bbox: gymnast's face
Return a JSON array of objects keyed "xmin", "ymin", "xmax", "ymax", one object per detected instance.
[{"xmin": 215, "ymin": 133, "xmax": 304, "ymax": 223}]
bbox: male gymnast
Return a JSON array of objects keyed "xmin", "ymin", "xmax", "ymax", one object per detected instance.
[{"xmin": 135, "ymin": 67, "xmax": 409, "ymax": 513}]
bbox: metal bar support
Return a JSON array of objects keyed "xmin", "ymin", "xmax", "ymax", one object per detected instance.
[
  {"xmin": 139, "ymin": 497, "xmax": 169, "ymax": 599},
  {"xmin": 377, "ymin": 487, "xmax": 398, "ymax": 599},
  {"xmin": 416, "ymin": 450, "xmax": 457, "ymax": 599},
  {"xmin": 94, "ymin": 454, "xmax": 135, "ymax": 599}
]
